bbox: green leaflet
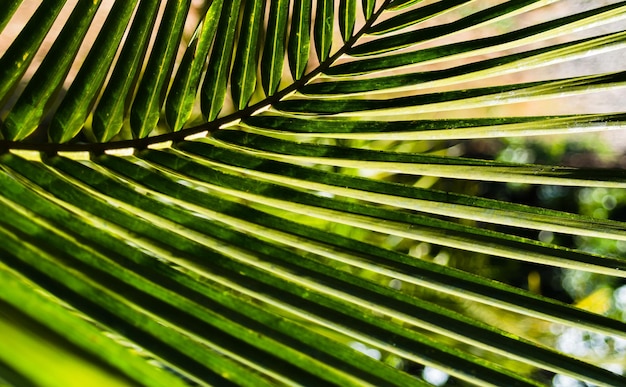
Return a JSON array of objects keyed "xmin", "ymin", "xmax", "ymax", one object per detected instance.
[
  {"xmin": 314, "ymin": 0, "xmax": 334, "ymax": 62},
  {"xmin": 0, "ymin": 151, "xmax": 573, "ymax": 385},
  {"xmin": 348, "ymin": 0, "xmax": 550, "ymax": 57},
  {"xmin": 339, "ymin": 0, "xmax": 357, "ymax": 42},
  {"xmin": 261, "ymin": 0, "xmax": 290, "ymax": 96},
  {"xmin": 232, "ymin": 0, "xmax": 265, "ymax": 109},
  {"xmin": 200, "ymin": 0, "xmax": 242, "ymax": 121},
  {"xmin": 241, "ymin": 113, "xmax": 626, "ymax": 138},
  {"xmin": 288, "ymin": 0, "xmax": 312, "ymax": 81},
  {"xmin": 280, "ymin": 70, "xmax": 626, "ymax": 116},
  {"xmin": 349, "ymin": 0, "xmax": 538, "ymax": 56},
  {"xmin": 86, "ymin": 155, "xmax": 545, "ymax": 386},
  {"xmin": 0, "ymin": 215, "xmax": 279, "ymax": 387},
  {"xmin": 387, "ymin": 0, "xmax": 424, "ymax": 11},
  {"xmin": 0, "ymin": 157, "xmax": 382, "ymax": 386},
  {"xmin": 362, "ymin": 0, "xmax": 375, "ymax": 19},
  {"xmin": 130, "ymin": 0, "xmax": 192, "ymax": 139},
  {"xmin": 135, "ymin": 137, "xmax": 626, "ymax": 284},
  {"xmin": 136, "ymin": 147, "xmax": 626, "ymax": 379},
  {"xmin": 7, "ymin": 150, "xmax": 610, "ymax": 386},
  {"xmin": 155, "ymin": 142, "xmax": 626, "ymax": 337},
  {"xmin": 0, "ymin": 1, "xmax": 22, "ymax": 33},
  {"xmin": 166, "ymin": 0, "xmax": 224, "ymax": 130},
  {"xmin": 0, "ymin": 311, "xmax": 129, "ymax": 387}
]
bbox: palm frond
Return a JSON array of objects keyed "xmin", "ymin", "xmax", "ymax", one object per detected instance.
[{"xmin": 1, "ymin": 1, "xmax": 626, "ymax": 386}]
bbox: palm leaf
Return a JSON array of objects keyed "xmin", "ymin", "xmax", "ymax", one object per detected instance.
[{"xmin": 1, "ymin": 1, "xmax": 626, "ymax": 385}]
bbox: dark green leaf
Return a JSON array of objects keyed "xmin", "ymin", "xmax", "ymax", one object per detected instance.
[
  {"xmin": 339, "ymin": 0, "xmax": 357, "ymax": 42},
  {"xmin": 166, "ymin": 0, "xmax": 224, "ymax": 130},
  {"xmin": 130, "ymin": 0, "xmax": 192, "ymax": 138},
  {"xmin": 362, "ymin": 0, "xmax": 376, "ymax": 19},
  {"xmin": 232, "ymin": 0, "xmax": 265, "ymax": 109},
  {"xmin": 314, "ymin": 0, "xmax": 334, "ymax": 62},
  {"xmin": 387, "ymin": 0, "xmax": 424, "ymax": 11},
  {"xmin": 0, "ymin": 0, "xmax": 21, "ymax": 33},
  {"xmin": 200, "ymin": 0, "xmax": 242, "ymax": 121},
  {"xmin": 261, "ymin": 0, "xmax": 290, "ymax": 96},
  {"xmin": 288, "ymin": 0, "xmax": 312, "ymax": 81}
]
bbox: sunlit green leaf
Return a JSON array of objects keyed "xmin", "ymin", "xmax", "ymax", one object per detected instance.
[
  {"xmin": 339, "ymin": 0, "xmax": 357, "ymax": 42},
  {"xmin": 130, "ymin": 0, "xmax": 191, "ymax": 138},
  {"xmin": 201, "ymin": 0, "xmax": 242, "ymax": 120},
  {"xmin": 288, "ymin": 0, "xmax": 312, "ymax": 81},
  {"xmin": 166, "ymin": 0, "xmax": 224, "ymax": 130},
  {"xmin": 232, "ymin": 0, "xmax": 264, "ymax": 109},
  {"xmin": 261, "ymin": 0, "xmax": 290, "ymax": 96},
  {"xmin": 314, "ymin": 0, "xmax": 334, "ymax": 62}
]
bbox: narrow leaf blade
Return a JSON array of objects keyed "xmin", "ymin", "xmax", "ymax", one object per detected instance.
[
  {"xmin": 130, "ymin": 0, "xmax": 192, "ymax": 138},
  {"xmin": 200, "ymin": 0, "xmax": 242, "ymax": 121},
  {"xmin": 261, "ymin": 0, "xmax": 290, "ymax": 96},
  {"xmin": 231, "ymin": 0, "xmax": 265, "ymax": 110},
  {"xmin": 287, "ymin": 0, "xmax": 312, "ymax": 81},
  {"xmin": 165, "ymin": 0, "xmax": 224, "ymax": 131},
  {"xmin": 314, "ymin": 0, "xmax": 334, "ymax": 62}
]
